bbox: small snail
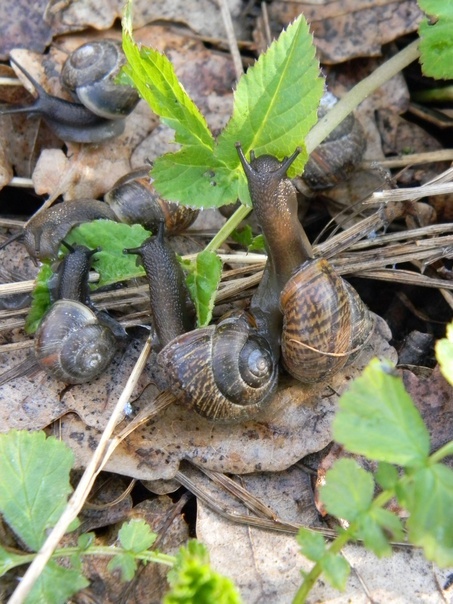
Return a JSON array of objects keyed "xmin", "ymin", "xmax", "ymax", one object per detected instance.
[
  {"xmin": 34, "ymin": 299, "xmax": 118, "ymax": 384},
  {"xmin": 124, "ymin": 222, "xmax": 195, "ymax": 350},
  {"xmin": 236, "ymin": 143, "xmax": 373, "ymax": 383},
  {"xmin": 0, "ymin": 243, "xmax": 122, "ymax": 387},
  {"xmin": 23, "ymin": 198, "xmax": 117, "ymax": 261},
  {"xmin": 1, "ymin": 40, "xmax": 139, "ymax": 143},
  {"xmin": 105, "ymin": 168, "xmax": 199, "ymax": 235},
  {"xmin": 302, "ymin": 91, "xmax": 366, "ymax": 190}
]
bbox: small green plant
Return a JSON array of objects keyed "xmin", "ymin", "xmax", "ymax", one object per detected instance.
[
  {"xmin": 0, "ymin": 430, "xmax": 241, "ymax": 604},
  {"xmin": 294, "ymin": 322, "xmax": 453, "ymax": 602},
  {"xmin": 417, "ymin": 0, "xmax": 453, "ymax": 79}
]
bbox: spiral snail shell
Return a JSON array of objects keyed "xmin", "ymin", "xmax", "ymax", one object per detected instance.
[
  {"xmin": 303, "ymin": 91, "xmax": 366, "ymax": 190},
  {"xmin": 158, "ymin": 313, "xmax": 278, "ymax": 422},
  {"xmin": 1, "ymin": 40, "xmax": 139, "ymax": 143},
  {"xmin": 60, "ymin": 40, "xmax": 139, "ymax": 119},
  {"xmin": 34, "ymin": 300, "xmax": 118, "ymax": 384},
  {"xmin": 106, "ymin": 168, "xmax": 199, "ymax": 235}
]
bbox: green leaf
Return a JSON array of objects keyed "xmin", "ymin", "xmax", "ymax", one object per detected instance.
[
  {"xmin": 185, "ymin": 250, "xmax": 223, "ymax": 327},
  {"xmin": 25, "ymin": 262, "xmax": 53, "ymax": 334},
  {"xmin": 107, "ymin": 552, "xmax": 138, "ymax": 582},
  {"xmin": 358, "ymin": 513, "xmax": 393, "ymax": 558},
  {"xmin": 118, "ymin": 519, "xmax": 157, "ymax": 553},
  {"xmin": 418, "ymin": 0, "xmax": 453, "ymax": 17},
  {"xmin": 27, "ymin": 560, "xmax": 88, "ymax": 604},
  {"xmin": 375, "ymin": 462, "xmax": 399, "ymax": 490},
  {"xmin": 122, "ymin": 2, "xmax": 214, "ymax": 152},
  {"xmin": 0, "ymin": 431, "xmax": 73, "ymax": 551},
  {"xmin": 230, "ymin": 226, "xmax": 266, "ymax": 253},
  {"xmin": 333, "ymin": 358, "xmax": 431, "ymax": 467},
  {"xmin": 419, "ymin": 18, "xmax": 453, "ymax": 80},
  {"xmin": 77, "ymin": 533, "xmax": 95, "ymax": 551},
  {"xmin": 66, "ymin": 220, "xmax": 151, "ymax": 287},
  {"xmin": 400, "ymin": 464, "xmax": 453, "ymax": 566},
  {"xmin": 297, "ymin": 528, "xmax": 326, "ymax": 562},
  {"xmin": 216, "ymin": 14, "xmax": 324, "ymax": 202},
  {"xmin": 165, "ymin": 540, "xmax": 242, "ymax": 604},
  {"xmin": 320, "ymin": 459, "xmax": 375, "ymax": 522},
  {"xmin": 0, "ymin": 545, "xmax": 27, "ymax": 575},
  {"xmin": 319, "ymin": 553, "xmax": 350, "ymax": 591},
  {"xmin": 436, "ymin": 322, "xmax": 453, "ymax": 386}
]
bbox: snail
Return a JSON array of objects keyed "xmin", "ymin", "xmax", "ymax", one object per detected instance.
[
  {"xmin": 22, "ymin": 198, "xmax": 117, "ymax": 261},
  {"xmin": 124, "ymin": 220, "xmax": 278, "ymax": 422},
  {"xmin": 0, "ymin": 243, "xmax": 122, "ymax": 386},
  {"xmin": 124, "ymin": 221, "xmax": 195, "ymax": 350},
  {"xmin": 302, "ymin": 91, "xmax": 366, "ymax": 190},
  {"xmin": 105, "ymin": 168, "xmax": 199, "ymax": 235},
  {"xmin": 236, "ymin": 142, "xmax": 373, "ymax": 383},
  {"xmin": 34, "ymin": 299, "xmax": 118, "ymax": 384},
  {"xmin": 1, "ymin": 40, "xmax": 139, "ymax": 143}
]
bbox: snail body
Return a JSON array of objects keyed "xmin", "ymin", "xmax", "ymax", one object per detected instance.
[
  {"xmin": 105, "ymin": 168, "xmax": 199, "ymax": 235},
  {"xmin": 124, "ymin": 222, "xmax": 195, "ymax": 350},
  {"xmin": 34, "ymin": 300, "xmax": 118, "ymax": 384},
  {"xmin": 157, "ymin": 313, "xmax": 278, "ymax": 422},
  {"xmin": 23, "ymin": 198, "xmax": 117, "ymax": 261},
  {"xmin": 2, "ymin": 40, "xmax": 139, "ymax": 143},
  {"xmin": 49, "ymin": 242, "xmax": 98, "ymax": 304}
]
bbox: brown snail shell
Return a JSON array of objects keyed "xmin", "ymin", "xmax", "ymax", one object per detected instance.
[
  {"xmin": 105, "ymin": 168, "xmax": 199, "ymax": 234},
  {"xmin": 157, "ymin": 314, "xmax": 278, "ymax": 423},
  {"xmin": 280, "ymin": 258, "xmax": 373, "ymax": 383},
  {"xmin": 34, "ymin": 300, "xmax": 118, "ymax": 384},
  {"xmin": 61, "ymin": 39, "xmax": 139, "ymax": 120},
  {"xmin": 303, "ymin": 91, "xmax": 366, "ymax": 190}
]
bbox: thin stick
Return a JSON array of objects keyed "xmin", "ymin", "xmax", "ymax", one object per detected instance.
[
  {"xmin": 8, "ymin": 335, "xmax": 153, "ymax": 604},
  {"xmin": 218, "ymin": 0, "xmax": 244, "ymax": 80}
]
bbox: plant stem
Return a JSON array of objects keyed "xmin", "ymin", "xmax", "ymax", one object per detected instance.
[
  {"xmin": 209, "ymin": 39, "xmax": 420, "ymax": 253},
  {"xmin": 292, "ymin": 527, "xmax": 354, "ymax": 604},
  {"xmin": 429, "ymin": 440, "xmax": 453, "ymax": 464}
]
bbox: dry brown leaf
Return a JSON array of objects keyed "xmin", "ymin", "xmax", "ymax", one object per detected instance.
[
  {"xmin": 268, "ymin": 0, "xmax": 424, "ymax": 64},
  {"xmin": 0, "ymin": 0, "xmax": 52, "ymax": 61},
  {"xmin": 52, "ymin": 315, "xmax": 397, "ymax": 480},
  {"xmin": 46, "ymin": 0, "xmax": 245, "ymax": 40}
]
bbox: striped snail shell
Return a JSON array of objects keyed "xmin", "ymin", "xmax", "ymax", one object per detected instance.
[
  {"xmin": 280, "ymin": 258, "xmax": 373, "ymax": 383},
  {"xmin": 106, "ymin": 168, "xmax": 199, "ymax": 234},
  {"xmin": 34, "ymin": 300, "xmax": 118, "ymax": 384},
  {"xmin": 157, "ymin": 313, "xmax": 278, "ymax": 423}
]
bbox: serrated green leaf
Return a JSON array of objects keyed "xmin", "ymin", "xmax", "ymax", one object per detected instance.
[
  {"xmin": 401, "ymin": 464, "xmax": 453, "ymax": 566},
  {"xmin": 165, "ymin": 540, "xmax": 241, "ymax": 604},
  {"xmin": 185, "ymin": 250, "xmax": 223, "ymax": 327},
  {"xmin": 419, "ymin": 17, "xmax": 453, "ymax": 80},
  {"xmin": 0, "ymin": 431, "xmax": 73, "ymax": 551},
  {"xmin": 375, "ymin": 462, "xmax": 399, "ymax": 490},
  {"xmin": 66, "ymin": 220, "xmax": 151, "ymax": 287},
  {"xmin": 358, "ymin": 514, "xmax": 392, "ymax": 558},
  {"xmin": 320, "ymin": 552, "xmax": 350, "ymax": 591},
  {"xmin": 297, "ymin": 528, "xmax": 326, "ymax": 562},
  {"xmin": 25, "ymin": 262, "xmax": 53, "ymax": 334},
  {"xmin": 230, "ymin": 226, "xmax": 266, "ymax": 253},
  {"xmin": 122, "ymin": 2, "xmax": 214, "ymax": 152},
  {"xmin": 107, "ymin": 552, "xmax": 138, "ymax": 582},
  {"xmin": 436, "ymin": 322, "xmax": 453, "ymax": 385},
  {"xmin": 333, "ymin": 358, "xmax": 431, "ymax": 467},
  {"xmin": 118, "ymin": 519, "xmax": 157, "ymax": 553},
  {"xmin": 27, "ymin": 560, "xmax": 89, "ymax": 604},
  {"xmin": 216, "ymin": 14, "xmax": 323, "ymax": 201},
  {"xmin": 320, "ymin": 459, "xmax": 374, "ymax": 522}
]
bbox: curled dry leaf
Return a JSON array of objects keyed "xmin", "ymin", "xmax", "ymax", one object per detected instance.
[{"xmin": 53, "ymin": 315, "xmax": 397, "ymax": 480}]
